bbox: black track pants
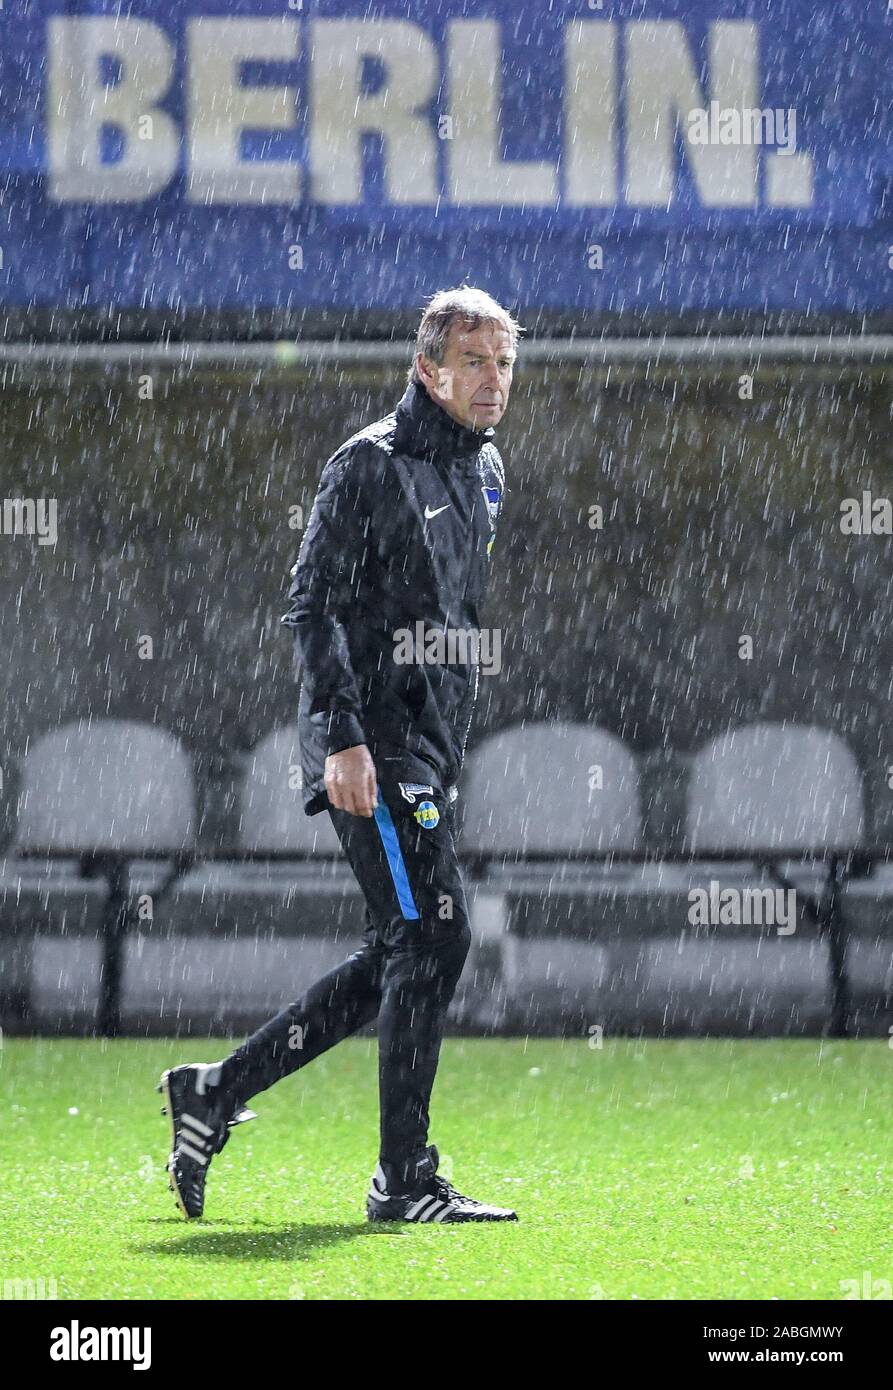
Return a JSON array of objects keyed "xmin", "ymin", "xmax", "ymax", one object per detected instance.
[{"xmin": 218, "ymin": 766, "xmax": 471, "ymax": 1192}]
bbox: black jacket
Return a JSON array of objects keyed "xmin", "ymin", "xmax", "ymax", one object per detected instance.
[{"xmin": 281, "ymin": 378, "xmax": 506, "ymax": 816}]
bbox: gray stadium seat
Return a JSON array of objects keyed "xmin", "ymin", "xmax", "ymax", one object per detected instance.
[
  {"xmin": 149, "ymin": 727, "xmax": 354, "ymax": 973},
  {"xmin": 685, "ymin": 721, "xmax": 864, "ymax": 852},
  {"xmin": 628, "ymin": 723, "xmax": 868, "ymax": 1033},
  {"xmin": 456, "ymin": 723, "xmax": 642, "ymax": 1027},
  {"xmin": 123, "ymin": 725, "xmax": 363, "ymax": 1031},
  {"xmin": 4, "ymin": 719, "xmax": 197, "ymax": 1031},
  {"xmin": 14, "ymin": 717, "xmax": 197, "ymax": 854},
  {"xmin": 459, "ymin": 722, "xmax": 641, "ymax": 856},
  {"xmin": 237, "ymin": 725, "xmax": 342, "ymax": 855}
]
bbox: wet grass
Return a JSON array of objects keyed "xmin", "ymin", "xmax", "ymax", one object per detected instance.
[{"xmin": 1, "ymin": 1037, "xmax": 889, "ymax": 1300}]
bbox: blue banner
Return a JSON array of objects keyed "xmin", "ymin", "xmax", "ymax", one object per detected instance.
[{"xmin": 1, "ymin": 0, "xmax": 891, "ymax": 314}]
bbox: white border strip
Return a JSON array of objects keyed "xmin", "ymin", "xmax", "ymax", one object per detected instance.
[{"xmin": 0, "ymin": 335, "xmax": 892, "ymax": 368}]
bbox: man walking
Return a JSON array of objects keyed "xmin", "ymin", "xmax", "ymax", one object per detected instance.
[{"xmin": 160, "ymin": 285, "xmax": 522, "ymax": 1224}]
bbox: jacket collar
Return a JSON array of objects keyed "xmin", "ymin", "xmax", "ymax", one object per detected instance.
[{"xmin": 393, "ymin": 378, "xmax": 495, "ymax": 464}]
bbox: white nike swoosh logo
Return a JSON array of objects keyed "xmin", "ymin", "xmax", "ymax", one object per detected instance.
[{"xmin": 424, "ymin": 504, "xmax": 451, "ymax": 520}]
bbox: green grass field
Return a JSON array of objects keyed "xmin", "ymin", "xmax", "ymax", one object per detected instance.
[{"xmin": 1, "ymin": 1037, "xmax": 890, "ymax": 1300}]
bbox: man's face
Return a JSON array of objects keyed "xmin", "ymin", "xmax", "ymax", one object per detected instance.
[{"xmin": 417, "ymin": 320, "xmax": 514, "ymax": 430}]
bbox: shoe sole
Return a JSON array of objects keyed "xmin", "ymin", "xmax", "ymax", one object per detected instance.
[{"xmin": 157, "ymin": 1069, "xmax": 196, "ymax": 1222}]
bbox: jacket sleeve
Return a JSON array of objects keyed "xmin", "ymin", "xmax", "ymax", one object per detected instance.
[{"xmin": 280, "ymin": 446, "xmax": 374, "ymax": 756}]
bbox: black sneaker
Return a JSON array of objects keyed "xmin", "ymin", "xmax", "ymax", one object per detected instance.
[
  {"xmin": 366, "ymin": 1145, "xmax": 518, "ymax": 1223},
  {"xmin": 157, "ymin": 1062, "xmax": 256, "ymax": 1220}
]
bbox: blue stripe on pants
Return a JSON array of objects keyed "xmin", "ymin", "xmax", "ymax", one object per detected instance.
[{"xmin": 373, "ymin": 795, "xmax": 421, "ymax": 920}]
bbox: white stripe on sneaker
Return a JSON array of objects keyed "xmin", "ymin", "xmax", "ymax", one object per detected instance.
[
  {"xmin": 180, "ymin": 1128, "xmax": 211, "ymax": 1153},
  {"xmin": 180, "ymin": 1112, "xmax": 214, "ymax": 1137},
  {"xmin": 181, "ymin": 1120, "xmax": 210, "ymax": 1139},
  {"xmin": 179, "ymin": 1141, "xmax": 211, "ymax": 1165},
  {"xmin": 406, "ymin": 1194, "xmax": 437, "ymax": 1220}
]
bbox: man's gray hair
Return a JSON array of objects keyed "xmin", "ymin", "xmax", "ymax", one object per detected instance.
[{"xmin": 407, "ymin": 284, "xmax": 524, "ymax": 384}]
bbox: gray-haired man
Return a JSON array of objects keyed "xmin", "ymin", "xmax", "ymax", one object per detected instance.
[{"xmin": 160, "ymin": 286, "xmax": 523, "ymax": 1224}]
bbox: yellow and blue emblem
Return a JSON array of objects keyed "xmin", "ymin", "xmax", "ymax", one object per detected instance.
[{"xmin": 413, "ymin": 799, "xmax": 440, "ymax": 830}]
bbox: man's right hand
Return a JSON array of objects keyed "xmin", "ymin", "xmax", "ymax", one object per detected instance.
[{"xmin": 324, "ymin": 744, "xmax": 378, "ymax": 817}]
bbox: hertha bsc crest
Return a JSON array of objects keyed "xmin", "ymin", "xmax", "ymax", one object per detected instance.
[{"xmin": 398, "ymin": 782, "xmax": 434, "ymax": 804}]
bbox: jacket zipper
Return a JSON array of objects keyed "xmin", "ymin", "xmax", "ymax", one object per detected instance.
[
  {"xmin": 458, "ymin": 455, "xmax": 486, "ymax": 765},
  {"xmin": 459, "ymin": 660, "xmax": 480, "ymax": 768},
  {"xmin": 463, "ymin": 468, "xmax": 479, "ymax": 599}
]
